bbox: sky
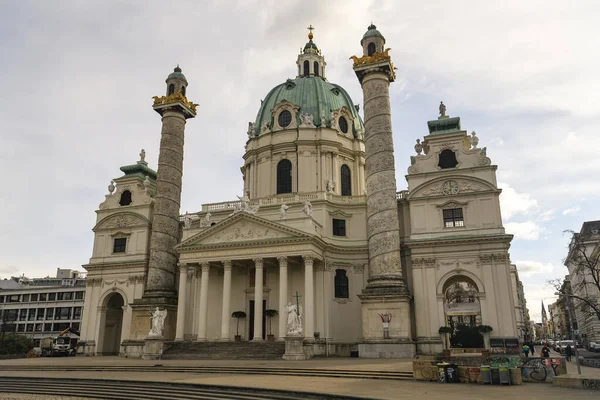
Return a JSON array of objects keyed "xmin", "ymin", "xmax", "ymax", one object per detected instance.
[{"xmin": 1, "ymin": 0, "xmax": 598, "ymax": 323}]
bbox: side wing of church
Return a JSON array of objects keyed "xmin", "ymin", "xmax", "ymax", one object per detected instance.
[{"xmin": 79, "ymin": 25, "xmax": 518, "ymax": 358}]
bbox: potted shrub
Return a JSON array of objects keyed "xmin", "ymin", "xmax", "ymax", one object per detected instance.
[
  {"xmin": 477, "ymin": 325, "xmax": 493, "ymax": 352},
  {"xmin": 231, "ymin": 311, "xmax": 247, "ymax": 341},
  {"xmin": 265, "ymin": 309, "xmax": 278, "ymax": 341},
  {"xmin": 439, "ymin": 326, "xmax": 452, "ymax": 355}
]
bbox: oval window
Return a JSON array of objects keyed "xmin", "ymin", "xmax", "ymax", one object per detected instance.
[
  {"xmin": 278, "ymin": 110, "xmax": 292, "ymax": 128},
  {"xmin": 339, "ymin": 116, "xmax": 348, "ymax": 133}
]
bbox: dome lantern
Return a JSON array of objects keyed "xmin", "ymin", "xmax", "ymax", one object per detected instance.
[
  {"xmin": 296, "ymin": 25, "xmax": 326, "ymax": 79},
  {"xmin": 361, "ymin": 23, "xmax": 386, "ymax": 56},
  {"xmin": 165, "ymin": 65, "xmax": 188, "ymax": 97}
]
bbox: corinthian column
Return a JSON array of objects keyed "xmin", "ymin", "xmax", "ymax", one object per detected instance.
[
  {"xmin": 220, "ymin": 260, "xmax": 232, "ymax": 340},
  {"xmin": 175, "ymin": 263, "xmax": 187, "ymax": 341},
  {"xmin": 197, "ymin": 263, "xmax": 210, "ymax": 341},
  {"xmin": 303, "ymin": 255, "xmax": 314, "ymax": 340},
  {"xmin": 278, "ymin": 256, "xmax": 288, "ymax": 340},
  {"xmin": 253, "ymin": 258, "xmax": 264, "ymax": 341}
]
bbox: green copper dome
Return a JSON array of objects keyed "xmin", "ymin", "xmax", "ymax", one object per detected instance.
[
  {"xmin": 166, "ymin": 66, "xmax": 188, "ymax": 84},
  {"xmin": 253, "ymin": 76, "xmax": 364, "ymax": 139},
  {"xmin": 361, "ymin": 24, "xmax": 385, "ymax": 44}
]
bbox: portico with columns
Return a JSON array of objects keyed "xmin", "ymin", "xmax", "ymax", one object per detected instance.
[{"xmin": 174, "ymin": 212, "xmax": 331, "ymax": 343}]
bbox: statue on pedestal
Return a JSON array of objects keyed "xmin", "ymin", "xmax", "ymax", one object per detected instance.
[
  {"xmin": 302, "ymin": 200, "xmax": 313, "ymax": 217},
  {"xmin": 148, "ymin": 307, "xmax": 167, "ymax": 337},
  {"xmin": 280, "ymin": 204, "xmax": 290, "ymax": 220},
  {"xmin": 285, "ymin": 302, "xmax": 303, "ymax": 336}
]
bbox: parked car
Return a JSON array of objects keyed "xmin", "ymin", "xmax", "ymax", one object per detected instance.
[{"xmin": 588, "ymin": 342, "xmax": 600, "ymax": 352}]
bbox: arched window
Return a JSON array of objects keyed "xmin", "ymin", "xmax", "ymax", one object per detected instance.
[
  {"xmin": 334, "ymin": 269, "xmax": 349, "ymax": 298},
  {"xmin": 119, "ymin": 190, "xmax": 132, "ymax": 206},
  {"xmin": 438, "ymin": 149, "xmax": 458, "ymax": 169},
  {"xmin": 367, "ymin": 42, "xmax": 376, "ymax": 56},
  {"xmin": 276, "ymin": 159, "xmax": 292, "ymax": 194},
  {"xmin": 303, "ymin": 60, "xmax": 309, "ymax": 77},
  {"xmin": 168, "ymin": 84, "xmax": 175, "ymax": 95},
  {"xmin": 181, "ymin": 86, "xmax": 186, "ymax": 96},
  {"xmin": 314, "ymin": 61, "xmax": 319, "ymax": 77},
  {"xmin": 340, "ymin": 165, "xmax": 351, "ymax": 196}
]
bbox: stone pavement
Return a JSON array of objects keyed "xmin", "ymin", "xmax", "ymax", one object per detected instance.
[
  {"xmin": 1, "ymin": 357, "xmax": 600, "ymax": 399},
  {"xmin": 550, "ymin": 349, "xmax": 600, "ymax": 378}
]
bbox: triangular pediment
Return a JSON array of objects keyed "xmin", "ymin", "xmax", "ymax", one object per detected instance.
[{"xmin": 176, "ymin": 212, "xmax": 311, "ymax": 250}]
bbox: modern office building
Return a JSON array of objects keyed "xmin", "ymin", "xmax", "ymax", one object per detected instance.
[{"xmin": 0, "ymin": 269, "xmax": 86, "ymax": 345}]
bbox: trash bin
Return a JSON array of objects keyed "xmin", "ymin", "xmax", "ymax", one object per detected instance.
[
  {"xmin": 437, "ymin": 362, "xmax": 449, "ymax": 383},
  {"xmin": 446, "ymin": 363, "xmax": 460, "ymax": 383},
  {"xmin": 481, "ymin": 365, "xmax": 492, "ymax": 384},
  {"xmin": 499, "ymin": 367, "xmax": 511, "ymax": 385},
  {"xmin": 491, "ymin": 367, "xmax": 500, "ymax": 385}
]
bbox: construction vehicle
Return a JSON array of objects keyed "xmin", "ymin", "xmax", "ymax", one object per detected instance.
[{"xmin": 40, "ymin": 327, "xmax": 80, "ymax": 357}]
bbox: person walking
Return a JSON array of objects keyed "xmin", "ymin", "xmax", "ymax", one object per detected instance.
[
  {"xmin": 541, "ymin": 344, "xmax": 550, "ymax": 358},
  {"xmin": 529, "ymin": 342, "xmax": 536, "ymax": 356},
  {"xmin": 522, "ymin": 343, "xmax": 530, "ymax": 358},
  {"xmin": 565, "ymin": 344, "xmax": 573, "ymax": 361}
]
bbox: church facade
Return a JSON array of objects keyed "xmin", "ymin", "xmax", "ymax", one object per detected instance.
[{"xmin": 79, "ymin": 25, "xmax": 519, "ymax": 358}]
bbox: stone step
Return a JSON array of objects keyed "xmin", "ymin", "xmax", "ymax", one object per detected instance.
[{"xmin": 162, "ymin": 341, "xmax": 286, "ymax": 360}]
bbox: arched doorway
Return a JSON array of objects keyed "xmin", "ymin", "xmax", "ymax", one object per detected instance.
[
  {"xmin": 100, "ymin": 292, "xmax": 124, "ymax": 355},
  {"xmin": 443, "ymin": 277, "xmax": 483, "ymax": 348}
]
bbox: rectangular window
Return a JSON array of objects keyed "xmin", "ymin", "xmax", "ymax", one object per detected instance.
[
  {"xmin": 8, "ymin": 295, "xmax": 20, "ymax": 303},
  {"xmin": 26, "ymin": 324, "xmax": 33, "ymax": 332},
  {"xmin": 35, "ymin": 323, "xmax": 43, "ymax": 332},
  {"xmin": 48, "ymin": 293, "xmax": 56, "ymax": 301},
  {"xmin": 57, "ymin": 292, "xmax": 64, "ymax": 301},
  {"xmin": 6, "ymin": 309, "xmax": 18, "ymax": 322},
  {"xmin": 22, "ymin": 294, "xmax": 30, "ymax": 302},
  {"xmin": 71, "ymin": 322, "xmax": 80, "ymax": 331},
  {"xmin": 443, "ymin": 208, "xmax": 464, "ymax": 228},
  {"xmin": 0, "ymin": 295, "xmax": 4, "ymax": 303},
  {"xmin": 54, "ymin": 322, "xmax": 70, "ymax": 332},
  {"xmin": 113, "ymin": 238, "xmax": 127, "ymax": 253},
  {"xmin": 75, "ymin": 291, "xmax": 84, "ymax": 300},
  {"xmin": 17, "ymin": 324, "xmax": 25, "ymax": 332},
  {"xmin": 19, "ymin": 309, "xmax": 27, "ymax": 321},
  {"xmin": 334, "ymin": 269, "xmax": 349, "ymax": 299},
  {"xmin": 28, "ymin": 308, "xmax": 36, "ymax": 321},
  {"xmin": 44, "ymin": 323, "xmax": 53, "ymax": 332},
  {"xmin": 39, "ymin": 293, "xmax": 47, "ymax": 301},
  {"xmin": 56, "ymin": 307, "xmax": 71, "ymax": 320},
  {"xmin": 73, "ymin": 307, "xmax": 82, "ymax": 320},
  {"xmin": 46, "ymin": 308, "xmax": 55, "ymax": 320},
  {"xmin": 30, "ymin": 294, "xmax": 38, "ymax": 302},
  {"xmin": 333, "ymin": 219, "xmax": 346, "ymax": 236},
  {"xmin": 37, "ymin": 308, "xmax": 45, "ymax": 320},
  {"xmin": 63, "ymin": 292, "xmax": 73, "ymax": 301}
]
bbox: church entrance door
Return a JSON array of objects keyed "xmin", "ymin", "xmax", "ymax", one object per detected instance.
[
  {"xmin": 248, "ymin": 300, "xmax": 266, "ymax": 340},
  {"xmin": 100, "ymin": 293, "xmax": 124, "ymax": 355}
]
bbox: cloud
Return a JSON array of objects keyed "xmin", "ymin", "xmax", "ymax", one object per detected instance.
[
  {"xmin": 499, "ymin": 182, "xmax": 539, "ymax": 219},
  {"xmin": 515, "ymin": 261, "xmax": 554, "ymax": 277},
  {"xmin": 562, "ymin": 206, "xmax": 580, "ymax": 216},
  {"xmin": 505, "ymin": 221, "xmax": 543, "ymax": 240}
]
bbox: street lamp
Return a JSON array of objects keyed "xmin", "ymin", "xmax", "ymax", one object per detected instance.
[{"xmin": 555, "ymin": 291, "xmax": 582, "ymax": 375}]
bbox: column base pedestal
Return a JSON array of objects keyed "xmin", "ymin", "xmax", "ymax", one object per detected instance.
[
  {"xmin": 282, "ymin": 336, "xmax": 308, "ymax": 360},
  {"xmin": 142, "ymin": 337, "xmax": 165, "ymax": 360},
  {"xmin": 357, "ymin": 292, "xmax": 414, "ymax": 358}
]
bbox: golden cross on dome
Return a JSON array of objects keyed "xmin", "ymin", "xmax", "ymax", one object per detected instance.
[{"xmin": 307, "ymin": 24, "xmax": 314, "ymax": 40}]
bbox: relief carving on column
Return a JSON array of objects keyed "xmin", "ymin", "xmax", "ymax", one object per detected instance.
[
  {"xmin": 86, "ymin": 277, "xmax": 103, "ymax": 287},
  {"xmin": 277, "ymin": 256, "xmax": 288, "ymax": 267},
  {"xmin": 223, "ymin": 260, "xmax": 232, "ymax": 272},
  {"xmin": 478, "ymin": 254, "xmax": 494, "ymax": 264},
  {"xmin": 127, "ymin": 275, "xmax": 145, "ymax": 285},
  {"xmin": 302, "ymin": 255, "xmax": 314, "ymax": 265}
]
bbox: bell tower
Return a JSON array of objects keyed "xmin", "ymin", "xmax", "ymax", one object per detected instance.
[{"xmin": 352, "ymin": 24, "xmax": 414, "ymax": 357}]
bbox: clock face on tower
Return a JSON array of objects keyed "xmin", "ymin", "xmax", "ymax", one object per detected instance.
[{"xmin": 442, "ymin": 180, "xmax": 459, "ymax": 195}]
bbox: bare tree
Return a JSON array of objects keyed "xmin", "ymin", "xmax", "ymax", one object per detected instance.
[{"xmin": 550, "ymin": 229, "xmax": 600, "ymax": 323}]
